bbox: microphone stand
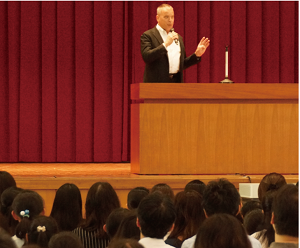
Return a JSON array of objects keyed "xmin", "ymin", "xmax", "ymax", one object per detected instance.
[{"xmin": 220, "ymin": 45, "xmax": 234, "ymax": 83}]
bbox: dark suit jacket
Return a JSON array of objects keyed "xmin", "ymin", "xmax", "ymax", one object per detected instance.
[{"xmin": 140, "ymin": 27, "xmax": 201, "ymax": 83}]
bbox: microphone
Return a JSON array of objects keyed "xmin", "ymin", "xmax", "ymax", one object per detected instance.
[{"xmin": 170, "ymin": 28, "xmax": 178, "ymax": 45}]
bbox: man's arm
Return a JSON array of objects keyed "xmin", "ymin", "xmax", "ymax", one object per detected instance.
[
  {"xmin": 140, "ymin": 32, "xmax": 168, "ymax": 64},
  {"xmin": 183, "ymin": 36, "xmax": 210, "ymax": 70}
]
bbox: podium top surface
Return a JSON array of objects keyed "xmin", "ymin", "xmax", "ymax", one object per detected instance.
[{"xmin": 131, "ymin": 83, "xmax": 298, "ymax": 101}]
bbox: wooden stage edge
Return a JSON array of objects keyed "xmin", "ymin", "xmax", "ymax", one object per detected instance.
[{"xmin": 1, "ymin": 163, "xmax": 298, "ymax": 216}]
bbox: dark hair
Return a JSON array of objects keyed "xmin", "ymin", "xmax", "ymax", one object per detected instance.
[
  {"xmin": 114, "ymin": 210, "xmax": 140, "ymax": 241},
  {"xmin": 0, "ymin": 171, "xmax": 16, "ymax": 196},
  {"xmin": 0, "ymin": 186, "xmax": 23, "ymax": 235},
  {"xmin": 49, "ymin": 231, "xmax": 84, "ymax": 248},
  {"xmin": 258, "ymin": 172, "xmax": 286, "ymax": 202},
  {"xmin": 106, "ymin": 208, "xmax": 130, "ymax": 238},
  {"xmin": 202, "ymin": 179, "xmax": 240, "ymax": 217},
  {"xmin": 184, "ymin": 180, "xmax": 206, "ymax": 196},
  {"xmin": 273, "ymin": 184, "xmax": 298, "ymax": 237},
  {"xmin": 107, "ymin": 238, "xmax": 144, "ymax": 248},
  {"xmin": 12, "ymin": 190, "xmax": 44, "ymax": 239},
  {"xmin": 50, "ymin": 183, "xmax": 83, "ymax": 231},
  {"xmin": 82, "ymin": 182, "xmax": 120, "ymax": 238},
  {"xmin": 27, "ymin": 216, "xmax": 59, "ymax": 248},
  {"xmin": 240, "ymin": 200, "xmax": 262, "ymax": 218},
  {"xmin": 256, "ymin": 190, "xmax": 277, "ymax": 246},
  {"xmin": 195, "ymin": 214, "xmax": 251, "ymax": 248},
  {"xmin": 137, "ymin": 192, "xmax": 176, "ymax": 239},
  {"xmin": 169, "ymin": 190, "xmax": 205, "ymax": 241},
  {"xmin": 150, "ymin": 183, "xmax": 174, "ymax": 201},
  {"xmin": 243, "ymin": 209, "xmax": 264, "ymax": 235},
  {"xmin": 127, "ymin": 187, "xmax": 149, "ymax": 210},
  {"xmin": 0, "ymin": 227, "xmax": 17, "ymax": 248}
]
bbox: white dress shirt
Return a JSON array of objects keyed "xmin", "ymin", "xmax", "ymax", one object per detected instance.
[
  {"xmin": 156, "ymin": 24, "xmax": 181, "ymax": 74},
  {"xmin": 181, "ymin": 234, "xmax": 262, "ymax": 248},
  {"xmin": 139, "ymin": 237, "xmax": 175, "ymax": 248}
]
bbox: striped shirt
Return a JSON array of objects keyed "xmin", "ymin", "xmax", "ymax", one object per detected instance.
[{"xmin": 73, "ymin": 227, "xmax": 110, "ymax": 248}]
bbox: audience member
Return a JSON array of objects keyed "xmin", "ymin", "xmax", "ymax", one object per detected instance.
[
  {"xmin": 137, "ymin": 192, "xmax": 176, "ymax": 248},
  {"xmin": 0, "ymin": 171, "xmax": 16, "ymax": 196},
  {"xmin": 0, "ymin": 227, "xmax": 17, "ymax": 248},
  {"xmin": 0, "ymin": 186, "xmax": 23, "ymax": 235},
  {"xmin": 73, "ymin": 182, "xmax": 120, "ymax": 248},
  {"xmin": 150, "ymin": 183, "xmax": 175, "ymax": 202},
  {"xmin": 244, "ymin": 209, "xmax": 264, "ymax": 235},
  {"xmin": 49, "ymin": 231, "xmax": 84, "ymax": 248},
  {"xmin": 258, "ymin": 173, "xmax": 286, "ymax": 202},
  {"xmin": 104, "ymin": 208, "xmax": 130, "ymax": 239},
  {"xmin": 50, "ymin": 183, "xmax": 83, "ymax": 231},
  {"xmin": 181, "ymin": 179, "xmax": 262, "ymax": 248},
  {"xmin": 0, "ymin": 171, "xmax": 17, "ymax": 234},
  {"xmin": 166, "ymin": 190, "xmax": 205, "ymax": 248},
  {"xmin": 27, "ymin": 216, "xmax": 59, "ymax": 248},
  {"xmin": 127, "ymin": 187, "xmax": 149, "ymax": 210},
  {"xmin": 194, "ymin": 213, "xmax": 251, "ymax": 248},
  {"xmin": 241, "ymin": 200, "xmax": 263, "ymax": 218},
  {"xmin": 108, "ymin": 239, "xmax": 144, "ymax": 248},
  {"xmin": 113, "ymin": 210, "xmax": 140, "ymax": 241},
  {"xmin": 270, "ymin": 184, "xmax": 298, "ymax": 247},
  {"xmin": 184, "ymin": 180, "xmax": 205, "ymax": 196},
  {"xmin": 252, "ymin": 190, "xmax": 278, "ymax": 247},
  {"xmin": 11, "ymin": 190, "xmax": 44, "ymax": 248}
]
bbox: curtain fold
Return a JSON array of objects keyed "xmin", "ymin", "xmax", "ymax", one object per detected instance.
[{"xmin": 0, "ymin": 1, "xmax": 298, "ymax": 163}]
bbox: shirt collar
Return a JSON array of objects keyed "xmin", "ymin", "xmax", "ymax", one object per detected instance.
[{"xmin": 156, "ymin": 24, "xmax": 167, "ymax": 35}]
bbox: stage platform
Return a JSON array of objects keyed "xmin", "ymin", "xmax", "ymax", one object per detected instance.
[{"xmin": 1, "ymin": 163, "xmax": 298, "ymax": 216}]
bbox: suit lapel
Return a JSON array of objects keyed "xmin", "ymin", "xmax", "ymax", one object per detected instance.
[{"xmin": 151, "ymin": 27, "xmax": 164, "ymax": 45}]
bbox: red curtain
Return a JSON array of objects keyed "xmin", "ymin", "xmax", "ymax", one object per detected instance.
[{"xmin": 0, "ymin": 1, "xmax": 298, "ymax": 163}]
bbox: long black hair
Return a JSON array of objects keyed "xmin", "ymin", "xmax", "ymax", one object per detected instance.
[{"xmin": 50, "ymin": 183, "xmax": 83, "ymax": 231}]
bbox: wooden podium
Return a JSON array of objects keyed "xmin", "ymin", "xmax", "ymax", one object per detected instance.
[{"xmin": 131, "ymin": 83, "xmax": 298, "ymax": 175}]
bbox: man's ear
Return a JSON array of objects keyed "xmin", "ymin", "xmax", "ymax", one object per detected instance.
[
  {"xmin": 11, "ymin": 210, "xmax": 20, "ymax": 221},
  {"xmin": 270, "ymin": 212, "xmax": 275, "ymax": 225},
  {"xmin": 169, "ymin": 223, "xmax": 175, "ymax": 232},
  {"xmin": 103, "ymin": 224, "xmax": 107, "ymax": 233},
  {"xmin": 203, "ymin": 208, "xmax": 208, "ymax": 218},
  {"xmin": 136, "ymin": 217, "xmax": 141, "ymax": 228},
  {"xmin": 236, "ymin": 202, "xmax": 242, "ymax": 216}
]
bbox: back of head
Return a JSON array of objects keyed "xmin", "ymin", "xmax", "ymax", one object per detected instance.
[
  {"xmin": 106, "ymin": 208, "xmax": 130, "ymax": 239},
  {"xmin": 114, "ymin": 210, "xmax": 140, "ymax": 241},
  {"xmin": 272, "ymin": 184, "xmax": 298, "ymax": 237},
  {"xmin": 48, "ymin": 231, "xmax": 83, "ymax": 248},
  {"xmin": 108, "ymin": 238, "xmax": 144, "ymax": 248},
  {"xmin": 0, "ymin": 171, "xmax": 16, "ymax": 197},
  {"xmin": 170, "ymin": 190, "xmax": 205, "ymax": 240},
  {"xmin": 127, "ymin": 187, "xmax": 149, "ymax": 210},
  {"xmin": 12, "ymin": 190, "xmax": 44, "ymax": 239},
  {"xmin": 240, "ymin": 200, "xmax": 262, "ymax": 218},
  {"xmin": 184, "ymin": 180, "xmax": 206, "ymax": 196},
  {"xmin": 137, "ymin": 192, "xmax": 176, "ymax": 239},
  {"xmin": 28, "ymin": 216, "xmax": 59, "ymax": 248},
  {"xmin": 258, "ymin": 172, "xmax": 286, "ymax": 202},
  {"xmin": 243, "ymin": 209, "xmax": 264, "ymax": 235},
  {"xmin": 150, "ymin": 183, "xmax": 174, "ymax": 201},
  {"xmin": 50, "ymin": 183, "xmax": 82, "ymax": 231},
  {"xmin": 0, "ymin": 227, "xmax": 17, "ymax": 248},
  {"xmin": 49, "ymin": 231, "xmax": 84, "ymax": 248},
  {"xmin": 0, "ymin": 186, "xmax": 23, "ymax": 235},
  {"xmin": 83, "ymin": 182, "xmax": 120, "ymax": 236},
  {"xmin": 195, "ymin": 214, "xmax": 251, "ymax": 248},
  {"xmin": 202, "ymin": 179, "xmax": 240, "ymax": 217}
]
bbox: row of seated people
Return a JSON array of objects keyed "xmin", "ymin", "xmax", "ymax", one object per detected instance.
[{"xmin": 0, "ymin": 171, "xmax": 298, "ymax": 248}]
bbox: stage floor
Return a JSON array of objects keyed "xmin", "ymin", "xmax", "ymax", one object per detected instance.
[{"xmin": 1, "ymin": 163, "xmax": 298, "ymax": 215}]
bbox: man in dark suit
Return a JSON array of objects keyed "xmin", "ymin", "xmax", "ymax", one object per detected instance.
[{"xmin": 140, "ymin": 4, "xmax": 210, "ymax": 83}]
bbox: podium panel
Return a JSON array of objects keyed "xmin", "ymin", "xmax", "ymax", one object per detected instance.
[{"xmin": 131, "ymin": 83, "xmax": 298, "ymax": 175}]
